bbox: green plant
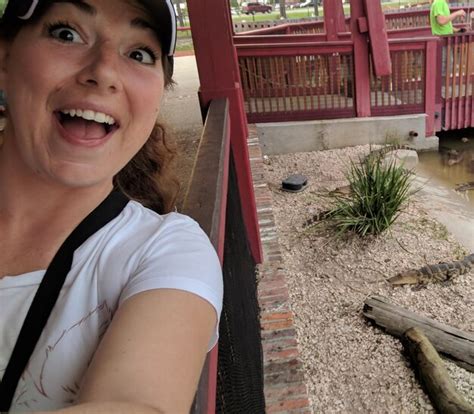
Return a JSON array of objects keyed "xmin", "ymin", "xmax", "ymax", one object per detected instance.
[{"xmin": 327, "ymin": 156, "xmax": 415, "ymax": 236}]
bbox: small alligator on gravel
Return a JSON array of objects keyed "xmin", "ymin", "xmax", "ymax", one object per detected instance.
[
  {"xmin": 388, "ymin": 253, "xmax": 474, "ymax": 286},
  {"xmin": 364, "ymin": 144, "xmax": 416, "ymax": 164}
]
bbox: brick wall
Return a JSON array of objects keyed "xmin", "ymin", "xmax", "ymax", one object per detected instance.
[{"xmin": 247, "ymin": 125, "xmax": 313, "ymax": 414}]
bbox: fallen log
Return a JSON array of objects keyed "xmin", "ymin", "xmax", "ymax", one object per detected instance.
[
  {"xmin": 403, "ymin": 328, "xmax": 474, "ymax": 414},
  {"xmin": 363, "ymin": 295, "xmax": 474, "ymax": 372}
]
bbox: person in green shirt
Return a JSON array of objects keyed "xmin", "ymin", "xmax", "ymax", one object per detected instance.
[{"xmin": 430, "ymin": 0, "xmax": 467, "ymax": 35}]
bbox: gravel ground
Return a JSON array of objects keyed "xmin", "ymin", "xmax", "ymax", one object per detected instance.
[{"xmin": 263, "ymin": 145, "xmax": 474, "ymax": 413}]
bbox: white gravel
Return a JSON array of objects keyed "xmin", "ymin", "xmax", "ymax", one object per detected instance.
[{"xmin": 263, "ymin": 145, "xmax": 474, "ymax": 413}]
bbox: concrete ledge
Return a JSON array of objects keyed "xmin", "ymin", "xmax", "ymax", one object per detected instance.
[{"xmin": 256, "ymin": 114, "xmax": 436, "ymax": 155}]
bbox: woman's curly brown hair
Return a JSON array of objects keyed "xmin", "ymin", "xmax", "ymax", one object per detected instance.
[
  {"xmin": 0, "ymin": 0, "xmax": 180, "ymax": 214},
  {"xmin": 114, "ymin": 123, "xmax": 179, "ymax": 213}
]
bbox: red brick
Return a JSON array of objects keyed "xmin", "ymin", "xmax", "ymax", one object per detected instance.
[
  {"xmin": 258, "ymin": 294, "xmax": 288, "ymax": 306},
  {"xmin": 258, "ymin": 286, "xmax": 289, "ymax": 299},
  {"xmin": 266, "ymin": 399, "xmax": 311, "ymax": 413},
  {"xmin": 261, "ymin": 311, "xmax": 293, "ymax": 322},
  {"xmin": 262, "ymin": 337, "xmax": 298, "ymax": 352},
  {"xmin": 264, "ymin": 347, "xmax": 300, "ymax": 362},
  {"xmin": 261, "ymin": 328, "xmax": 297, "ymax": 341},
  {"xmin": 258, "ymin": 279, "xmax": 287, "ymax": 292},
  {"xmin": 261, "ymin": 318, "xmax": 294, "ymax": 331},
  {"xmin": 265, "ymin": 384, "xmax": 309, "ymax": 403}
]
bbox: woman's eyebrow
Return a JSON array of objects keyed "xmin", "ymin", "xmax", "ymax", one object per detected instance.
[
  {"xmin": 52, "ymin": 0, "xmax": 96, "ymax": 16},
  {"xmin": 131, "ymin": 17, "xmax": 154, "ymax": 31}
]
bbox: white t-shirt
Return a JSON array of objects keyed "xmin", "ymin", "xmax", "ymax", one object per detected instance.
[{"xmin": 0, "ymin": 201, "xmax": 223, "ymax": 412}]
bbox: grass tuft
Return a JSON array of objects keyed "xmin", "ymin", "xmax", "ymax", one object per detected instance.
[{"xmin": 327, "ymin": 155, "xmax": 415, "ymax": 237}]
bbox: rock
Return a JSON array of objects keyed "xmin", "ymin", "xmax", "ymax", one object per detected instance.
[
  {"xmin": 382, "ymin": 149, "xmax": 419, "ymax": 170},
  {"xmin": 461, "ymin": 137, "xmax": 469, "ymax": 143}
]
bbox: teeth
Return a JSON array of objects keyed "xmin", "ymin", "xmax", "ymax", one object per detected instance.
[{"xmin": 60, "ymin": 109, "xmax": 116, "ymax": 125}]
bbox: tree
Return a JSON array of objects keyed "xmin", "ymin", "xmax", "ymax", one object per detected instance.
[
  {"xmin": 313, "ymin": 0, "xmax": 319, "ymax": 16},
  {"xmin": 175, "ymin": 0, "xmax": 185, "ymax": 27},
  {"xmin": 279, "ymin": 0, "xmax": 287, "ymax": 18}
]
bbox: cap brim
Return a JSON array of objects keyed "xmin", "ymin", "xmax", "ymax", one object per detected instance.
[{"xmin": 139, "ymin": 0, "xmax": 176, "ymax": 56}]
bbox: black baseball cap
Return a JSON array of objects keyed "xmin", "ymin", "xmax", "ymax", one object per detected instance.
[{"xmin": 0, "ymin": 0, "xmax": 177, "ymax": 56}]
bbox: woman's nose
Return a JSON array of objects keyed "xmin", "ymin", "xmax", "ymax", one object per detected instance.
[{"xmin": 77, "ymin": 42, "xmax": 123, "ymax": 93}]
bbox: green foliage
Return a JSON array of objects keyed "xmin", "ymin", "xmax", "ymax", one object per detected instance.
[{"xmin": 327, "ymin": 156, "xmax": 415, "ymax": 236}]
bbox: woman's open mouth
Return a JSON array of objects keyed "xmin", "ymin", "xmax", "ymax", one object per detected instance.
[{"xmin": 55, "ymin": 109, "xmax": 119, "ymax": 146}]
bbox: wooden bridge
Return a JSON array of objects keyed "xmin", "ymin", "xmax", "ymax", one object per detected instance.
[{"xmin": 233, "ymin": 5, "xmax": 474, "ymax": 136}]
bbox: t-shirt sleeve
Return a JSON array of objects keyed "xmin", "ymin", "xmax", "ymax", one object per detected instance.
[
  {"xmin": 118, "ymin": 214, "xmax": 223, "ymax": 351},
  {"xmin": 432, "ymin": 1, "xmax": 449, "ymax": 17}
]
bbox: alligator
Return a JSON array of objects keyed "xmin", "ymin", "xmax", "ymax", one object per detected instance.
[
  {"xmin": 302, "ymin": 145, "xmax": 416, "ymax": 228},
  {"xmin": 443, "ymin": 148, "xmax": 465, "ymax": 166},
  {"xmin": 364, "ymin": 144, "xmax": 416, "ymax": 164},
  {"xmin": 455, "ymin": 181, "xmax": 474, "ymax": 192},
  {"xmin": 388, "ymin": 253, "xmax": 474, "ymax": 286},
  {"xmin": 302, "ymin": 209, "xmax": 332, "ymax": 228}
]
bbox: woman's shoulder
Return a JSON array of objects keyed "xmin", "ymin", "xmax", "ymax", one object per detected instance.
[
  {"xmin": 104, "ymin": 200, "xmax": 207, "ymax": 244},
  {"xmin": 75, "ymin": 200, "xmax": 218, "ymax": 285},
  {"xmin": 73, "ymin": 199, "xmax": 222, "ymax": 311}
]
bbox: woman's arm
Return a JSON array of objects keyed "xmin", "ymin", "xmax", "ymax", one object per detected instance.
[{"xmin": 51, "ymin": 289, "xmax": 217, "ymax": 414}]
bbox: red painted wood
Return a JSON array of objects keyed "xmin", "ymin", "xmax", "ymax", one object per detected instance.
[
  {"xmin": 363, "ymin": 0, "xmax": 391, "ymax": 76},
  {"xmin": 357, "ymin": 17, "xmax": 368, "ymax": 33},
  {"xmin": 464, "ymin": 35, "xmax": 472, "ymax": 128},
  {"xmin": 324, "ymin": 0, "xmax": 345, "ymax": 41},
  {"xmin": 425, "ymin": 39, "xmax": 437, "ymax": 136},
  {"xmin": 187, "ymin": 0, "xmax": 262, "ymax": 268},
  {"xmin": 335, "ymin": 0, "xmax": 346, "ymax": 34},
  {"xmin": 236, "ymin": 41, "xmax": 353, "ymax": 57},
  {"xmin": 350, "ymin": 0, "xmax": 371, "ymax": 117}
]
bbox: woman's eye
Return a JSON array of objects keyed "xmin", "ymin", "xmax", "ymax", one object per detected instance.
[
  {"xmin": 48, "ymin": 25, "xmax": 83, "ymax": 43},
  {"xmin": 128, "ymin": 48, "xmax": 156, "ymax": 65}
]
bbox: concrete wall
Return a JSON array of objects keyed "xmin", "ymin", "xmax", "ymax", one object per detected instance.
[{"xmin": 256, "ymin": 114, "xmax": 438, "ymax": 155}]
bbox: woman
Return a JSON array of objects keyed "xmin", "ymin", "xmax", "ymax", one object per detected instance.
[{"xmin": 0, "ymin": 0, "xmax": 223, "ymax": 413}]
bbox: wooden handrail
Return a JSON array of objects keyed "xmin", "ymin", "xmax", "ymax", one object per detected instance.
[{"xmin": 181, "ymin": 98, "xmax": 230, "ymax": 414}]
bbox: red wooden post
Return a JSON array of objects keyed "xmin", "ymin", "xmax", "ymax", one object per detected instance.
[
  {"xmin": 187, "ymin": 0, "xmax": 263, "ymax": 265},
  {"xmin": 350, "ymin": 0, "xmax": 371, "ymax": 117},
  {"xmin": 425, "ymin": 39, "xmax": 438, "ymax": 136},
  {"xmin": 363, "ymin": 0, "xmax": 391, "ymax": 76},
  {"xmin": 324, "ymin": 0, "xmax": 346, "ymax": 41}
]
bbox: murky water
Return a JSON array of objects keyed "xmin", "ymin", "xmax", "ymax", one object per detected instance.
[
  {"xmin": 415, "ymin": 130, "xmax": 474, "ymax": 251},
  {"xmin": 417, "ymin": 137, "xmax": 474, "ymax": 206}
]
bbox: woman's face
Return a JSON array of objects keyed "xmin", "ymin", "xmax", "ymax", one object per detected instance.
[{"xmin": 0, "ymin": 0, "xmax": 165, "ymax": 189}]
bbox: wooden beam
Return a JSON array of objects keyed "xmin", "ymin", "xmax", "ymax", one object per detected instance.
[
  {"xmin": 187, "ymin": 0, "xmax": 263, "ymax": 264},
  {"xmin": 324, "ymin": 0, "xmax": 345, "ymax": 41},
  {"xmin": 403, "ymin": 328, "xmax": 474, "ymax": 414},
  {"xmin": 363, "ymin": 296, "xmax": 474, "ymax": 372},
  {"xmin": 350, "ymin": 0, "xmax": 371, "ymax": 117},
  {"xmin": 182, "ymin": 98, "xmax": 230, "ymax": 414},
  {"xmin": 363, "ymin": 0, "xmax": 392, "ymax": 76}
]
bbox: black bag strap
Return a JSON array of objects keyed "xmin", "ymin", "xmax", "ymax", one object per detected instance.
[{"xmin": 0, "ymin": 190, "xmax": 129, "ymax": 412}]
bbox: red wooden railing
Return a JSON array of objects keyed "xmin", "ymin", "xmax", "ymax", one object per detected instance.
[
  {"xmin": 233, "ymin": 8, "xmax": 474, "ymax": 135},
  {"xmin": 442, "ymin": 34, "xmax": 474, "ymax": 130},
  {"xmin": 183, "ymin": 98, "xmax": 230, "ymax": 414},
  {"xmin": 237, "ymin": 41, "xmax": 355, "ymax": 122},
  {"xmin": 235, "ymin": 37, "xmax": 440, "ymax": 132},
  {"xmin": 234, "ymin": 6, "xmax": 467, "ymax": 37},
  {"xmin": 370, "ymin": 39, "xmax": 427, "ymax": 116}
]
